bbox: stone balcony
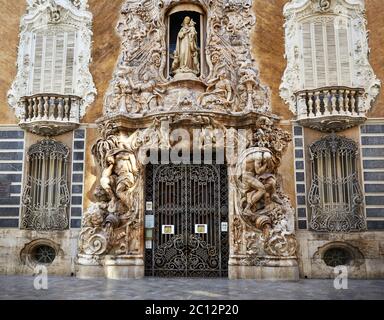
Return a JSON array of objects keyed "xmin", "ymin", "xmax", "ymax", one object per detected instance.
[
  {"xmin": 295, "ymin": 87, "xmax": 366, "ymax": 132},
  {"xmin": 18, "ymin": 94, "xmax": 82, "ymax": 136}
]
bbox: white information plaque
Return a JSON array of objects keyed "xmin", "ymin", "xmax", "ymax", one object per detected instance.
[
  {"xmin": 145, "ymin": 215, "xmax": 155, "ymax": 229},
  {"xmin": 145, "ymin": 240, "xmax": 153, "ymax": 249},
  {"xmin": 146, "ymin": 201, "xmax": 153, "ymax": 211},
  {"xmin": 221, "ymin": 222, "xmax": 228, "ymax": 232}
]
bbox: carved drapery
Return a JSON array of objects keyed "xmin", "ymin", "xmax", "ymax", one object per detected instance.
[{"xmin": 308, "ymin": 134, "xmax": 366, "ymax": 232}]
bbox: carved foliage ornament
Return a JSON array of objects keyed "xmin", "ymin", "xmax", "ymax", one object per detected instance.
[
  {"xmin": 280, "ymin": 0, "xmax": 381, "ymax": 115},
  {"xmin": 27, "ymin": 0, "xmax": 89, "ymax": 12},
  {"xmin": 104, "ymin": 0, "xmax": 270, "ymax": 117},
  {"xmin": 8, "ymin": 0, "xmax": 96, "ymax": 120}
]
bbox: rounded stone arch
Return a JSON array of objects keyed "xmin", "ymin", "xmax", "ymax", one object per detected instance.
[
  {"xmin": 313, "ymin": 241, "xmax": 365, "ymax": 268},
  {"xmin": 20, "ymin": 239, "xmax": 64, "ymax": 269},
  {"xmin": 165, "ymin": 2, "xmax": 208, "ymax": 78}
]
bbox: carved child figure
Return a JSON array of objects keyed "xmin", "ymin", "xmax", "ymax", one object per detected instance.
[
  {"xmin": 199, "ymin": 70, "xmax": 233, "ymax": 109},
  {"xmin": 130, "ymin": 71, "xmax": 164, "ymax": 114}
]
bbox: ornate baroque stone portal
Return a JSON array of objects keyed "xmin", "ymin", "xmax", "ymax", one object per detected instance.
[{"xmin": 77, "ymin": 0, "xmax": 298, "ymax": 280}]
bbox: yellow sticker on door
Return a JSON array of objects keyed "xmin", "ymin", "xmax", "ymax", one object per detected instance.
[
  {"xmin": 195, "ymin": 224, "xmax": 208, "ymax": 234},
  {"xmin": 162, "ymin": 225, "xmax": 175, "ymax": 235}
]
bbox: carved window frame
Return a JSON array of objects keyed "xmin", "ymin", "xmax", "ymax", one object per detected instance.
[
  {"xmin": 21, "ymin": 139, "xmax": 70, "ymax": 231},
  {"xmin": 308, "ymin": 134, "xmax": 366, "ymax": 232},
  {"xmin": 280, "ymin": 0, "xmax": 381, "ymax": 115},
  {"xmin": 8, "ymin": 0, "xmax": 96, "ymax": 121},
  {"xmin": 166, "ymin": 3, "xmax": 208, "ymax": 79}
]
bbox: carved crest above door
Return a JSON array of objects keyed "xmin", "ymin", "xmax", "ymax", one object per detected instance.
[{"xmin": 104, "ymin": 0, "xmax": 271, "ymax": 119}]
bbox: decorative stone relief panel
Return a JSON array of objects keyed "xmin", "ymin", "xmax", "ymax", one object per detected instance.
[
  {"xmin": 104, "ymin": 0, "xmax": 271, "ymax": 117},
  {"xmin": 8, "ymin": 0, "xmax": 96, "ymax": 126},
  {"xmin": 77, "ymin": 117, "xmax": 297, "ymax": 272},
  {"xmin": 77, "ymin": 0, "xmax": 298, "ymax": 279},
  {"xmin": 280, "ymin": 0, "xmax": 381, "ymax": 116}
]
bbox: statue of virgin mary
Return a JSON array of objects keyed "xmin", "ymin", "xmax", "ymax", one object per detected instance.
[{"xmin": 172, "ymin": 16, "xmax": 200, "ymax": 76}]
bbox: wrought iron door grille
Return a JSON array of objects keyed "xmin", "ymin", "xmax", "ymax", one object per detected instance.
[{"xmin": 145, "ymin": 164, "xmax": 229, "ymax": 278}]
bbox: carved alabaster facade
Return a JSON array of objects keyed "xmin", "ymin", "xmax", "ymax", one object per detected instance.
[
  {"xmin": 280, "ymin": 0, "xmax": 381, "ymax": 132},
  {"xmin": 7, "ymin": 0, "xmax": 96, "ymax": 136},
  {"xmin": 76, "ymin": 0, "xmax": 299, "ymax": 280}
]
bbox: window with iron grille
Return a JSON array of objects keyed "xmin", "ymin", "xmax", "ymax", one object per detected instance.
[
  {"xmin": 308, "ymin": 134, "xmax": 366, "ymax": 232},
  {"xmin": 21, "ymin": 140, "xmax": 70, "ymax": 231}
]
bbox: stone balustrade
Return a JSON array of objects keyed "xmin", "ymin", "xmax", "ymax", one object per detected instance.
[
  {"xmin": 295, "ymin": 87, "xmax": 366, "ymax": 132},
  {"xmin": 18, "ymin": 94, "xmax": 82, "ymax": 136}
]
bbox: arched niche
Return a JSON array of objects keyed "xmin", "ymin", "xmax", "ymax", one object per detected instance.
[{"xmin": 166, "ymin": 4, "xmax": 207, "ymax": 79}]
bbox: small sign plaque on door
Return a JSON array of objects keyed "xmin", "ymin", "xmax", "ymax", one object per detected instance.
[
  {"xmin": 145, "ymin": 215, "xmax": 155, "ymax": 229},
  {"xmin": 162, "ymin": 225, "xmax": 175, "ymax": 235},
  {"xmin": 145, "ymin": 240, "xmax": 153, "ymax": 249},
  {"xmin": 146, "ymin": 201, "xmax": 153, "ymax": 211},
  {"xmin": 195, "ymin": 224, "xmax": 208, "ymax": 234},
  {"xmin": 221, "ymin": 222, "xmax": 228, "ymax": 232}
]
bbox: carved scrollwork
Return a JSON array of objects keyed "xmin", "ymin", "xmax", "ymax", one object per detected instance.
[
  {"xmin": 319, "ymin": 0, "xmax": 331, "ymax": 12},
  {"xmin": 78, "ymin": 121, "xmax": 165, "ymax": 257},
  {"xmin": 79, "ymin": 228, "xmax": 109, "ymax": 256}
]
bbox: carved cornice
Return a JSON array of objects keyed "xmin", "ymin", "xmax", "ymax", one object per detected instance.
[
  {"xmin": 284, "ymin": 0, "xmax": 364, "ymax": 16},
  {"xmin": 97, "ymin": 111, "xmax": 280, "ymax": 131}
]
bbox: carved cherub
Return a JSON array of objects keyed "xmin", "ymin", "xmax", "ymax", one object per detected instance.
[
  {"xmin": 199, "ymin": 69, "xmax": 233, "ymax": 109},
  {"xmin": 129, "ymin": 71, "xmax": 165, "ymax": 114}
]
